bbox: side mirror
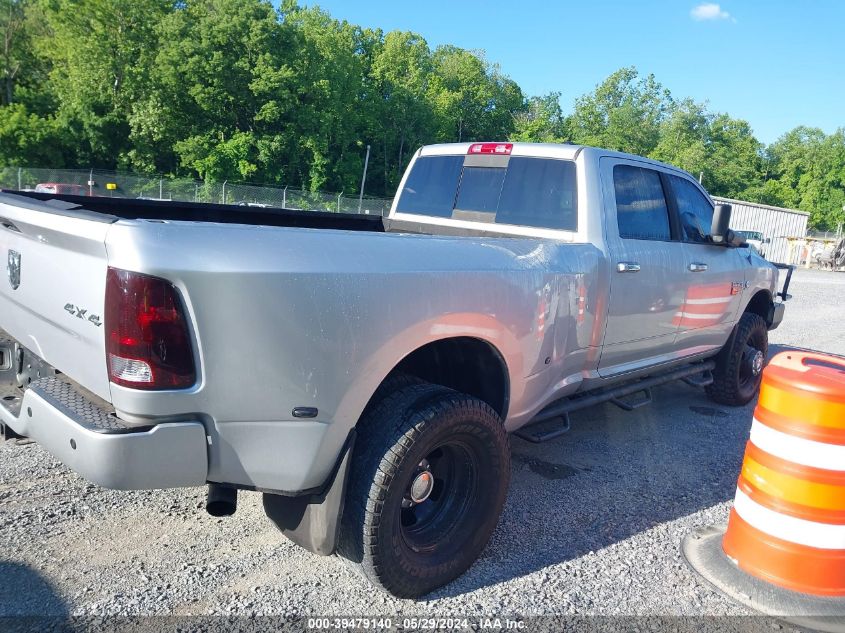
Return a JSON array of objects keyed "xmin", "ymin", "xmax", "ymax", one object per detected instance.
[
  {"xmin": 710, "ymin": 204, "xmax": 732, "ymax": 244},
  {"xmin": 709, "ymin": 203, "xmax": 745, "ymax": 247}
]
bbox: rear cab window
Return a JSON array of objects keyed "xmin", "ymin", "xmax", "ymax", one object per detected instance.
[{"xmin": 396, "ymin": 152, "xmax": 578, "ymax": 232}]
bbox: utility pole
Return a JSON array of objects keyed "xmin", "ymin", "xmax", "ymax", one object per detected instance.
[{"xmin": 358, "ymin": 144, "xmax": 371, "ymax": 213}]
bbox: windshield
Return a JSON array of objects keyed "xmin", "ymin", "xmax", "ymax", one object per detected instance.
[{"xmin": 396, "ymin": 155, "xmax": 578, "ymax": 231}]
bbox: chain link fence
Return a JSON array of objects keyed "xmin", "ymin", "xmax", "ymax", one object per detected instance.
[
  {"xmin": 0, "ymin": 167, "xmax": 393, "ymax": 216},
  {"xmin": 807, "ymin": 228, "xmax": 844, "ymax": 241}
]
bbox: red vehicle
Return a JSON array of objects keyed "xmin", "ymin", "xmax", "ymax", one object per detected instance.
[{"xmin": 34, "ymin": 183, "xmax": 89, "ymax": 196}]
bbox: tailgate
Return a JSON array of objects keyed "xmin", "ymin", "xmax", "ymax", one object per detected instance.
[{"xmin": 0, "ymin": 194, "xmax": 116, "ymax": 401}]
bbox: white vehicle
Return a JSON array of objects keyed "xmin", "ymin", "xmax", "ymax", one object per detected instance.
[{"xmin": 735, "ymin": 230, "xmax": 769, "ymax": 258}]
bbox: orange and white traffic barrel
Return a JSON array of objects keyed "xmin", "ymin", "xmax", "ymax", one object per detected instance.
[{"xmin": 683, "ymin": 351, "xmax": 845, "ymax": 631}]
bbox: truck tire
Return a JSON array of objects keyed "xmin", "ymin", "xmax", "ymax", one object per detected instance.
[
  {"xmin": 362, "ymin": 372, "xmax": 422, "ymax": 416},
  {"xmin": 705, "ymin": 312, "xmax": 769, "ymax": 406},
  {"xmin": 337, "ymin": 382, "xmax": 510, "ymax": 598}
]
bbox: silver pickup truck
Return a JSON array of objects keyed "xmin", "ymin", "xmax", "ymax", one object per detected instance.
[{"xmin": 0, "ymin": 142, "xmax": 789, "ymax": 597}]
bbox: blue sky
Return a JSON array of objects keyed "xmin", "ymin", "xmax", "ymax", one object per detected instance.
[{"xmin": 301, "ymin": 1, "xmax": 843, "ymax": 146}]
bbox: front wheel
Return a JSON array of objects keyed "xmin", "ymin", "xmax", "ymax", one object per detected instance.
[
  {"xmin": 706, "ymin": 312, "xmax": 769, "ymax": 406},
  {"xmin": 337, "ymin": 383, "xmax": 510, "ymax": 598}
]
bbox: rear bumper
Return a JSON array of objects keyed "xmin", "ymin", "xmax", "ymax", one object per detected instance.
[{"xmin": 1, "ymin": 376, "xmax": 208, "ymax": 490}]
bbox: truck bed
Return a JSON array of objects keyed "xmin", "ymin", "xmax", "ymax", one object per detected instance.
[
  {"xmin": 2, "ymin": 190, "xmax": 387, "ymax": 233},
  {"xmin": 2, "ymin": 191, "xmax": 537, "ymax": 239}
]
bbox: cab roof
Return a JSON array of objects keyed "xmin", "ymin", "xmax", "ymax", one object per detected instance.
[{"xmin": 417, "ymin": 142, "xmax": 694, "ymax": 179}]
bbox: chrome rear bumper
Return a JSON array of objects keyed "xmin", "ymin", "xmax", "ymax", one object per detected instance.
[{"xmin": 1, "ymin": 374, "xmax": 208, "ymax": 490}]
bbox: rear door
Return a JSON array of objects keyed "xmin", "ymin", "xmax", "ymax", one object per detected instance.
[
  {"xmin": 0, "ymin": 194, "xmax": 114, "ymax": 400},
  {"xmin": 597, "ymin": 158, "xmax": 687, "ymax": 376},
  {"xmin": 666, "ymin": 175, "xmax": 745, "ymax": 352}
]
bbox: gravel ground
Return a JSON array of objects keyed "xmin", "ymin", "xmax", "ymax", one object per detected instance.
[{"xmin": 1, "ymin": 267, "xmax": 843, "ymax": 626}]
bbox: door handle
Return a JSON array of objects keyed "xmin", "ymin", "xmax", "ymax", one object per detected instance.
[
  {"xmin": 689, "ymin": 262, "xmax": 709, "ymax": 272},
  {"xmin": 616, "ymin": 262, "xmax": 641, "ymax": 273},
  {"xmin": 0, "ymin": 217, "xmax": 20, "ymax": 233}
]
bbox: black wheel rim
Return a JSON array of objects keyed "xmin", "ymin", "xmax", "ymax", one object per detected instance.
[
  {"xmin": 739, "ymin": 339, "xmax": 766, "ymax": 391},
  {"xmin": 398, "ymin": 441, "xmax": 479, "ymax": 554}
]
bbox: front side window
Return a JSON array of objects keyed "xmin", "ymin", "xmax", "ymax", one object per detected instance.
[
  {"xmin": 396, "ymin": 156, "xmax": 577, "ymax": 231},
  {"xmin": 613, "ymin": 165, "xmax": 671, "ymax": 240},
  {"xmin": 670, "ymin": 175, "xmax": 714, "ymax": 243}
]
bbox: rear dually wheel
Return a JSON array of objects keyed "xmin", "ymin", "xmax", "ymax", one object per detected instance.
[{"xmin": 337, "ymin": 382, "xmax": 510, "ymax": 598}]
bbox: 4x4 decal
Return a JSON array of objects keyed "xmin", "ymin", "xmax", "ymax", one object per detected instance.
[{"xmin": 64, "ymin": 303, "xmax": 102, "ymax": 327}]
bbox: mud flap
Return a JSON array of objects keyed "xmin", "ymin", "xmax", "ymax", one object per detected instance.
[
  {"xmin": 262, "ymin": 432, "xmax": 354, "ymax": 556},
  {"xmin": 682, "ymin": 524, "xmax": 845, "ymax": 632},
  {"xmin": 0, "ymin": 422, "xmax": 24, "ymax": 441}
]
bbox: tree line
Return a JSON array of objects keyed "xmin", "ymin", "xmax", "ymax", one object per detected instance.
[{"xmin": 1, "ymin": 0, "xmax": 843, "ymax": 229}]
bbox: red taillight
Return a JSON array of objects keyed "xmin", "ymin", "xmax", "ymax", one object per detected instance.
[
  {"xmin": 105, "ymin": 267, "xmax": 196, "ymax": 390},
  {"xmin": 467, "ymin": 142, "xmax": 513, "ymax": 155}
]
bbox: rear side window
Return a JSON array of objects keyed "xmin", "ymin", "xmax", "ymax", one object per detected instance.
[
  {"xmin": 396, "ymin": 156, "xmax": 577, "ymax": 231},
  {"xmin": 395, "ymin": 155, "xmax": 464, "ymax": 218},
  {"xmin": 495, "ymin": 158, "xmax": 577, "ymax": 230},
  {"xmin": 613, "ymin": 165, "xmax": 671, "ymax": 241},
  {"xmin": 669, "ymin": 175, "xmax": 714, "ymax": 243}
]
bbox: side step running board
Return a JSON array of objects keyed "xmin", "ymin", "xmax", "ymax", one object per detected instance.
[
  {"xmin": 683, "ymin": 370, "xmax": 714, "ymax": 388},
  {"xmin": 514, "ymin": 360, "xmax": 716, "ymax": 444},
  {"xmin": 610, "ymin": 387, "xmax": 652, "ymax": 411},
  {"xmin": 513, "ymin": 413, "xmax": 572, "ymax": 444}
]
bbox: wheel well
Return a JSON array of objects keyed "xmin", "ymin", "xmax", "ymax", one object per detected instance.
[
  {"xmin": 376, "ymin": 337, "xmax": 509, "ymax": 419},
  {"xmin": 744, "ymin": 289, "xmax": 773, "ymax": 325}
]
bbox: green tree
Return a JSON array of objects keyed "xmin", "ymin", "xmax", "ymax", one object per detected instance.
[
  {"xmin": 756, "ymin": 127, "xmax": 845, "ymax": 229},
  {"xmin": 368, "ymin": 30, "xmax": 435, "ymax": 193},
  {"xmin": 283, "ymin": 5, "xmax": 374, "ymax": 191},
  {"xmin": 704, "ymin": 114, "xmax": 763, "ymax": 198},
  {"xmin": 650, "ymin": 99, "xmax": 710, "ymax": 175},
  {"xmin": 651, "ymin": 101, "xmax": 766, "ymax": 199},
  {"xmin": 134, "ymin": 0, "xmax": 288, "ymax": 179},
  {"xmin": 1, "ymin": 0, "xmax": 52, "ymax": 109},
  {"xmin": 428, "ymin": 45, "xmax": 523, "ymax": 143},
  {"xmin": 0, "ymin": 103, "xmax": 68, "ymax": 165},
  {"xmin": 510, "ymin": 92, "xmax": 568, "ymax": 143},
  {"xmin": 1, "ymin": 0, "xmax": 26, "ymax": 104},
  {"xmin": 36, "ymin": 0, "xmax": 169, "ymax": 166},
  {"xmin": 568, "ymin": 66, "xmax": 673, "ymax": 155}
]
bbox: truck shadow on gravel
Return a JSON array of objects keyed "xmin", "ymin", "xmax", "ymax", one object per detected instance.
[
  {"xmin": 0, "ymin": 561, "xmax": 68, "ymax": 619},
  {"xmin": 426, "ymin": 381, "xmax": 755, "ymax": 599}
]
